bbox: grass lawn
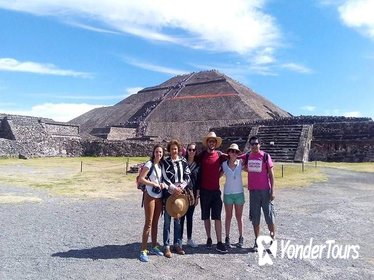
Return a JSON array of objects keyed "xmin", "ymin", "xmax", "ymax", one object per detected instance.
[{"xmin": 0, "ymin": 157, "xmax": 372, "ymax": 199}]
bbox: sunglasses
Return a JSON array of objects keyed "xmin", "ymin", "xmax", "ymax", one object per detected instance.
[
  {"xmin": 188, "ymin": 149, "xmax": 196, "ymax": 152},
  {"xmin": 250, "ymin": 142, "xmax": 259, "ymax": 146},
  {"xmin": 228, "ymin": 149, "xmax": 239, "ymax": 154}
]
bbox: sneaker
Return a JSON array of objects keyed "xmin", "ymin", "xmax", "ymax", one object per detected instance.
[
  {"xmin": 236, "ymin": 236, "xmax": 244, "ymax": 248},
  {"xmin": 216, "ymin": 242, "xmax": 228, "ymax": 253},
  {"xmin": 139, "ymin": 250, "xmax": 149, "ymax": 262},
  {"xmin": 187, "ymin": 239, "xmax": 198, "ymax": 248},
  {"xmin": 225, "ymin": 236, "xmax": 232, "ymax": 248},
  {"xmin": 150, "ymin": 246, "xmax": 164, "ymax": 256},
  {"xmin": 206, "ymin": 237, "xmax": 213, "ymax": 249},
  {"xmin": 164, "ymin": 246, "xmax": 172, "ymax": 258}
]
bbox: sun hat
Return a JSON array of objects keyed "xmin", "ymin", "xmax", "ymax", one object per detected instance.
[
  {"xmin": 166, "ymin": 194, "xmax": 189, "ymax": 218},
  {"xmin": 202, "ymin": 131, "xmax": 222, "ymax": 148},
  {"xmin": 227, "ymin": 143, "xmax": 240, "ymax": 153}
]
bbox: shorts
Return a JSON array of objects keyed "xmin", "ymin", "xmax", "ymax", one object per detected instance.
[
  {"xmin": 223, "ymin": 192, "xmax": 245, "ymax": 205},
  {"xmin": 200, "ymin": 189, "xmax": 222, "ymax": 220},
  {"xmin": 249, "ymin": 190, "xmax": 275, "ymax": 226}
]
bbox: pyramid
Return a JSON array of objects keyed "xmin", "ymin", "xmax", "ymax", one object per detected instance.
[{"xmin": 71, "ymin": 70, "xmax": 291, "ymax": 143}]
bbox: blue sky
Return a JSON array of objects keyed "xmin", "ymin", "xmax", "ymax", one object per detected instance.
[{"xmin": 0, "ymin": 0, "xmax": 373, "ymax": 122}]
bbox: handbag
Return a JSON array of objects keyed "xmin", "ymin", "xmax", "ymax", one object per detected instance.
[{"xmin": 183, "ymin": 187, "xmax": 195, "ymax": 206}]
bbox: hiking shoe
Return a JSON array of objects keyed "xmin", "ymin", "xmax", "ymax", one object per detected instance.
[
  {"xmin": 139, "ymin": 250, "xmax": 149, "ymax": 262},
  {"xmin": 174, "ymin": 245, "xmax": 185, "ymax": 255},
  {"xmin": 187, "ymin": 239, "xmax": 198, "ymax": 248},
  {"xmin": 225, "ymin": 236, "xmax": 232, "ymax": 248},
  {"xmin": 164, "ymin": 246, "xmax": 172, "ymax": 258},
  {"xmin": 150, "ymin": 246, "xmax": 164, "ymax": 256},
  {"xmin": 216, "ymin": 242, "xmax": 228, "ymax": 253},
  {"xmin": 206, "ymin": 237, "xmax": 213, "ymax": 249},
  {"xmin": 236, "ymin": 236, "xmax": 244, "ymax": 248}
]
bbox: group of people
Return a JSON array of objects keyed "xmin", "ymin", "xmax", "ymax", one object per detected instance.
[{"xmin": 138, "ymin": 131, "xmax": 276, "ymax": 262}]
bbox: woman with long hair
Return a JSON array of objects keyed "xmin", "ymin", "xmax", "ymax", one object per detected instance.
[
  {"xmin": 138, "ymin": 144, "xmax": 165, "ymax": 262},
  {"xmin": 180, "ymin": 143, "xmax": 200, "ymax": 248}
]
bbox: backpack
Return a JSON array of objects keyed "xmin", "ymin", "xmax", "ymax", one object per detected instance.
[
  {"xmin": 244, "ymin": 152, "xmax": 269, "ymax": 171},
  {"xmin": 136, "ymin": 162, "xmax": 154, "ymax": 192}
]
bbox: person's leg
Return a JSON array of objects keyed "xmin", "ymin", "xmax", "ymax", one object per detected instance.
[
  {"xmin": 211, "ymin": 190, "xmax": 223, "ymax": 243},
  {"xmin": 262, "ymin": 190, "xmax": 276, "ymax": 240},
  {"xmin": 173, "ymin": 218, "xmax": 182, "ymax": 247},
  {"xmin": 224, "ymin": 203, "xmax": 233, "ymax": 241},
  {"xmin": 151, "ymin": 197, "xmax": 163, "ymax": 247},
  {"xmin": 163, "ymin": 211, "xmax": 173, "ymax": 257},
  {"xmin": 180, "ymin": 214, "xmax": 186, "ymax": 241},
  {"xmin": 163, "ymin": 211, "xmax": 172, "ymax": 247},
  {"xmin": 268, "ymin": 223, "xmax": 275, "ymax": 240},
  {"xmin": 141, "ymin": 192, "xmax": 154, "ymax": 251},
  {"xmin": 200, "ymin": 190, "xmax": 212, "ymax": 239},
  {"xmin": 214, "ymin": 219, "xmax": 222, "ymax": 243},
  {"xmin": 204, "ymin": 219, "xmax": 211, "ymax": 239},
  {"xmin": 186, "ymin": 206, "xmax": 195, "ymax": 240},
  {"xmin": 250, "ymin": 190, "xmax": 261, "ymax": 249},
  {"xmin": 234, "ymin": 203, "xmax": 244, "ymax": 238},
  {"xmin": 174, "ymin": 218, "xmax": 185, "ymax": 254}
]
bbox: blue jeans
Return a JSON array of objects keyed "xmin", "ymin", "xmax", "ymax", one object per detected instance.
[{"xmin": 163, "ymin": 211, "xmax": 182, "ymax": 247}]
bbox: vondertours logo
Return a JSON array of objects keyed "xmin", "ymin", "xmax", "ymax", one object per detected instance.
[{"xmin": 256, "ymin": 236, "xmax": 360, "ymax": 266}]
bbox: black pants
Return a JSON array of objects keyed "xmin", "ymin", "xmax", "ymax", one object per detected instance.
[{"xmin": 180, "ymin": 205, "xmax": 195, "ymax": 240}]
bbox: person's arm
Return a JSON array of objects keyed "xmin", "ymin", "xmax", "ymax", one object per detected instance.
[
  {"xmin": 268, "ymin": 167, "xmax": 275, "ymax": 201},
  {"xmin": 179, "ymin": 160, "xmax": 191, "ymax": 189},
  {"xmin": 139, "ymin": 165, "xmax": 157, "ymax": 187},
  {"xmin": 161, "ymin": 162, "xmax": 177, "ymax": 194}
]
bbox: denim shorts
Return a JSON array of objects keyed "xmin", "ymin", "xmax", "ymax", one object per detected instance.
[
  {"xmin": 249, "ymin": 190, "xmax": 275, "ymax": 226},
  {"xmin": 223, "ymin": 192, "xmax": 245, "ymax": 205}
]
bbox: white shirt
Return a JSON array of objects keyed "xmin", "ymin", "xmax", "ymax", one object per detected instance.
[
  {"xmin": 144, "ymin": 160, "xmax": 163, "ymax": 198},
  {"xmin": 222, "ymin": 159, "xmax": 244, "ymax": 195}
]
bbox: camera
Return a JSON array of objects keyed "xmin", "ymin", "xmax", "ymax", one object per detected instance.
[{"xmin": 152, "ymin": 186, "xmax": 162, "ymax": 194}]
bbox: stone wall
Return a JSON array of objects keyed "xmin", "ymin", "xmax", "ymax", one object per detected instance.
[
  {"xmin": 0, "ymin": 114, "xmax": 82, "ymax": 158},
  {"xmin": 107, "ymin": 127, "xmax": 136, "ymax": 140},
  {"xmin": 309, "ymin": 122, "xmax": 374, "ymax": 162},
  {"xmin": 81, "ymin": 140, "xmax": 156, "ymax": 157},
  {"xmin": 44, "ymin": 122, "xmax": 79, "ymax": 137}
]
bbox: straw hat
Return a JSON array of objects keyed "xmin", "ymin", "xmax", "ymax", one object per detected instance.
[
  {"xmin": 166, "ymin": 194, "xmax": 189, "ymax": 218},
  {"xmin": 227, "ymin": 143, "xmax": 240, "ymax": 153},
  {"xmin": 202, "ymin": 131, "xmax": 222, "ymax": 148}
]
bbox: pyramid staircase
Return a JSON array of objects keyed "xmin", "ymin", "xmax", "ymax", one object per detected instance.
[{"xmin": 251, "ymin": 125, "xmax": 304, "ymax": 162}]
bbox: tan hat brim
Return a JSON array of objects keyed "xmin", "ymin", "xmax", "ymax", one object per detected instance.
[
  {"xmin": 165, "ymin": 195, "xmax": 189, "ymax": 219},
  {"xmin": 202, "ymin": 136, "xmax": 222, "ymax": 148}
]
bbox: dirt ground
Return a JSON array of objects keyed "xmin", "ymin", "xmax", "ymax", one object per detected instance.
[{"xmin": 0, "ymin": 168, "xmax": 373, "ymax": 280}]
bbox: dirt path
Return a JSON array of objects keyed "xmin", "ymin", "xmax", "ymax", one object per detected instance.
[{"xmin": 0, "ymin": 168, "xmax": 373, "ymax": 279}]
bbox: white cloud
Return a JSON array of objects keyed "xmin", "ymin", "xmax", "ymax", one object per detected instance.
[
  {"xmin": 281, "ymin": 63, "xmax": 312, "ymax": 74},
  {"xmin": 0, "ymin": 103, "xmax": 104, "ymax": 122},
  {"xmin": 343, "ymin": 111, "xmax": 361, "ymax": 117},
  {"xmin": 124, "ymin": 57, "xmax": 188, "ymax": 75},
  {"xmin": 0, "ymin": 58, "xmax": 92, "ymax": 78},
  {"xmin": 338, "ymin": 0, "xmax": 374, "ymax": 39},
  {"xmin": 0, "ymin": 0, "xmax": 280, "ymax": 55},
  {"xmin": 302, "ymin": 105, "xmax": 316, "ymax": 112}
]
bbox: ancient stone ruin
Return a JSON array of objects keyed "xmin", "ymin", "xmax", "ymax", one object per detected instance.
[
  {"xmin": 1, "ymin": 70, "xmax": 373, "ymax": 161},
  {"xmin": 72, "ymin": 70, "xmax": 291, "ymax": 144},
  {"xmin": 213, "ymin": 116, "xmax": 374, "ymax": 162},
  {"xmin": 0, "ymin": 114, "xmax": 81, "ymax": 158}
]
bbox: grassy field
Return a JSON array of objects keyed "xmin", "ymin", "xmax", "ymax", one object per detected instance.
[{"xmin": 0, "ymin": 157, "xmax": 372, "ymax": 199}]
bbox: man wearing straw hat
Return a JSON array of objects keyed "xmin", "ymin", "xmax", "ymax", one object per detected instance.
[{"xmin": 197, "ymin": 131, "xmax": 228, "ymax": 253}]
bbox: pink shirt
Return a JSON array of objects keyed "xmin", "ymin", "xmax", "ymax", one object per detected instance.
[{"xmin": 244, "ymin": 151, "xmax": 273, "ymax": 191}]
